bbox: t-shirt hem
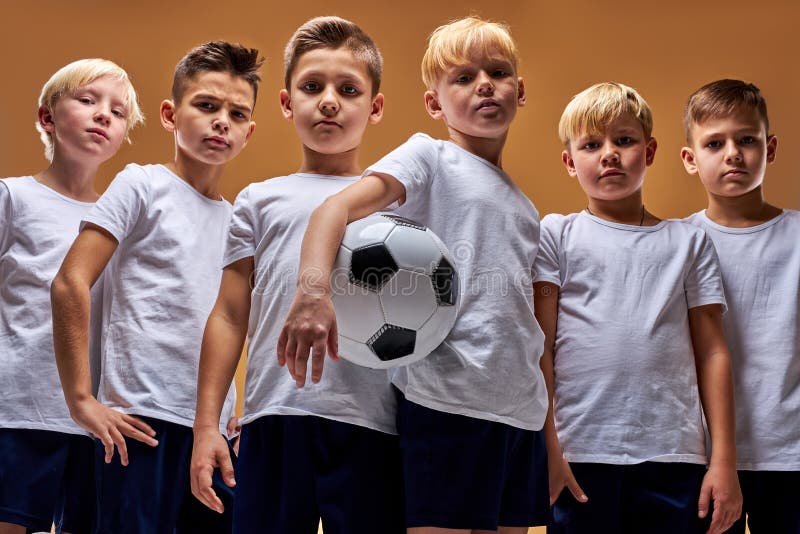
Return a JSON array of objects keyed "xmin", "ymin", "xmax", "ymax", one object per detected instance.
[
  {"xmin": 737, "ymin": 462, "xmax": 800, "ymax": 471},
  {"xmin": 80, "ymin": 214, "xmax": 125, "ymax": 243},
  {"xmin": 687, "ymin": 295, "xmax": 727, "ymax": 312},
  {"xmin": 115, "ymin": 407, "xmax": 228, "ymax": 435},
  {"xmin": 239, "ymin": 407, "xmax": 397, "ymax": 435},
  {"xmin": 399, "ymin": 388, "xmax": 546, "ymax": 431},
  {"xmin": 563, "ymin": 453, "xmax": 707, "ymax": 465},
  {"xmin": 0, "ymin": 420, "xmax": 89, "ymax": 437},
  {"xmin": 223, "ymin": 249, "xmax": 255, "ymax": 268},
  {"xmin": 532, "ymin": 274, "xmax": 562, "ymax": 286}
]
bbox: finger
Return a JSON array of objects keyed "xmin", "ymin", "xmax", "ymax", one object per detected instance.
[
  {"xmin": 101, "ymin": 434, "xmax": 115, "ymax": 464},
  {"xmin": 328, "ymin": 319, "xmax": 339, "ymax": 360},
  {"xmin": 123, "ymin": 414, "xmax": 157, "ymax": 437},
  {"xmin": 310, "ymin": 339, "xmax": 326, "ymax": 384},
  {"xmin": 567, "ymin": 475, "xmax": 588, "ymax": 503},
  {"xmin": 195, "ymin": 465, "xmax": 223, "ymax": 513},
  {"xmin": 697, "ymin": 483, "xmax": 711, "ymax": 518},
  {"xmin": 120, "ymin": 421, "xmax": 159, "ymax": 447},
  {"xmin": 294, "ymin": 341, "xmax": 311, "ymax": 388},
  {"xmin": 218, "ymin": 447, "xmax": 236, "ymax": 487},
  {"xmin": 110, "ymin": 426, "xmax": 129, "ymax": 466},
  {"xmin": 284, "ymin": 336, "xmax": 298, "ymax": 380},
  {"xmin": 201, "ymin": 485, "xmax": 224, "ymax": 514},
  {"xmin": 549, "ymin": 485, "xmax": 562, "ymax": 506},
  {"xmin": 226, "ymin": 417, "xmax": 238, "ymax": 436},
  {"xmin": 277, "ymin": 328, "xmax": 288, "ymax": 367}
]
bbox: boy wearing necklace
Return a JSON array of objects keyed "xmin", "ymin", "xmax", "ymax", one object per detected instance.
[
  {"xmin": 533, "ymin": 82, "xmax": 741, "ymax": 534},
  {"xmin": 682, "ymin": 79, "xmax": 800, "ymax": 534}
]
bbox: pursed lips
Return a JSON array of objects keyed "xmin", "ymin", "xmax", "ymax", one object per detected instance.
[
  {"xmin": 476, "ymin": 99, "xmax": 499, "ymax": 110},
  {"xmin": 86, "ymin": 128, "xmax": 109, "ymax": 140},
  {"xmin": 204, "ymin": 136, "xmax": 230, "ymax": 147}
]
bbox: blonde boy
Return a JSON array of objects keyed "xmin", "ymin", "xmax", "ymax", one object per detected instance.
[
  {"xmin": 0, "ymin": 58, "xmax": 142, "ymax": 534},
  {"xmin": 51, "ymin": 42, "xmax": 260, "ymax": 533},
  {"xmin": 189, "ymin": 17, "xmax": 404, "ymax": 534},
  {"xmin": 682, "ymin": 79, "xmax": 800, "ymax": 534},
  {"xmin": 279, "ymin": 16, "xmax": 549, "ymax": 533},
  {"xmin": 534, "ymin": 82, "xmax": 741, "ymax": 534}
]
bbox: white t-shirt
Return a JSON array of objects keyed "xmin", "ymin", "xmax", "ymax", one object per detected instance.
[
  {"xmin": 224, "ymin": 174, "xmax": 397, "ymax": 434},
  {"xmin": 0, "ymin": 177, "xmax": 103, "ymax": 435},
  {"xmin": 82, "ymin": 164, "xmax": 235, "ymax": 434},
  {"xmin": 685, "ymin": 209, "xmax": 800, "ymax": 470},
  {"xmin": 367, "ymin": 133, "xmax": 548, "ymax": 431},
  {"xmin": 534, "ymin": 212, "xmax": 726, "ymax": 465}
]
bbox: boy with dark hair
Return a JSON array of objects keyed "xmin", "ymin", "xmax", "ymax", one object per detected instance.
[
  {"xmin": 0, "ymin": 57, "xmax": 142, "ymax": 534},
  {"xmin": 682, "ymin": 79, "xmax": 799, "ymax": 534},
  {"xmin": 51, "ymin": 41, "xmax": 261, "ymax": 534},
  {"xmin": 189, "ymin": 17, "xmax": 403, "ymax": 534}
]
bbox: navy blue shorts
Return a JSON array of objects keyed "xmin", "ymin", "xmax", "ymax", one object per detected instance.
[
  {"xmin": 726, "ymin": 470, "xmax": 800, "ymax": 533},
  {"xmin": 94, "ymin": 416, "xmax": 234, "ymax": 534},
  {"xmin": 0, "ymin": 428, "xmax": 95, "ymax": 533},
  {"xmin": 550, "ymin": 462, "xmax": 711, "ymax": 534},
  {"xmin": 233, "ymin": 415, "xmax": 404, "ymax": 534},
  {"xmin": 395, "ymin": 388, "xmax": 549, "ymax": 530}
]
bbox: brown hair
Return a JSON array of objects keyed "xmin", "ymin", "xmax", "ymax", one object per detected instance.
[
  {"xmin": 284, "ymin": 16, "xmax": 382, "ymax": 95},
  {"xmin": 172, "ymin": 41, "xmax": 264, "ymax": 104},
  {"xmin": 684, "ymin": 79, "xmax": 769, "ymax": 142}
]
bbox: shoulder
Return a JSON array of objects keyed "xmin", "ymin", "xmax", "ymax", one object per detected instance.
[
  {"xmin": 540, "ymin": 212, "xmax": 578, "ymax": 233},
  {"xmin": 681, "ymin": 210, "xmax": 706, "ymax": 227},
  {"xmin": 0, "ymin": 176, "xmax": 32, "ymax": 196}
]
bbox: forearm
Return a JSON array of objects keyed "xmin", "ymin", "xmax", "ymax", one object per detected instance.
[
  {"xmin": 541, "ymin": 348, "xmax": 564, "ymax": 461},
  {"xmin": 296, "ymin": 198, "xmax": 349, "ymax": 296},
  {"xmin": 51, "ymin": 272, "xmax": 94, "ymax": 408},
  {"xmin": 194, "ymin": 312, "xmax": 247, "ymax": 430},
  {"xmin": 697, "ymin": 349, "xmax": 737, "ymax": 467}
]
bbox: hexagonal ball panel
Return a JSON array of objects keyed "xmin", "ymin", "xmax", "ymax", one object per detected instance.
[
  {"xmin": 379, "ymin": 269, "xmax": 438, "ymax": 330},
  {"xmin": 380, "ymin": 213, "xmax": 426, "ymax": 231},
  {"xmin": 432, "ymin": 257, "xmax": 458, "ymax": 306},
  {"xmin": 341, "ymin": 215, "xmax": 396, "ymax": 251},
  {"xmin": 350, "ymin": 243, "xmax": 398, "ymax": 291},
  {"xmin": 384, "ymin": 225, "xmax": 443, "ymax": 275},
  {"xmin": 367, "ymin": 325, "xmax": 417, "ymax": 361},
  {"xmin": 331, "ymin": 288, "xmax": 386, "ymax": 343}
]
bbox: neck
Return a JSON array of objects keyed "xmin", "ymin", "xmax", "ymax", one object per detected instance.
[
  {"xmin": 587, "ymin": 191, "xmax": 657, "ymax": 226},
  {"xmin": 447, "ymin": 128, "xmax": 507, "ymax": 168},
  {"xmin": 299, "ymin": 145, "xmax": 361, "ymax": 176},
  {"xmin": 168, "ymin": 149, "xmax": 224, "ymax": 200},
  {"xmin": 34, "ymin": 153, "xmax": 101, "ymax": 202},
  {"xmin": 705, "ymin": 186, "xmax": 781, "ymax": 228}
]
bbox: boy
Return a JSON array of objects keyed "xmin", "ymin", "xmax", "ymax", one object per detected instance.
[
  {"xmin": 681, "ymin": 79, "xmax": 800, "ymax": 533},
  {"xmin": 278, "ymin": 16, "xmax": 549, "ymax": 533},
  {"xmin": 189, "ymin": 17, "xmax": 404, "ymax": 534},
  {"xmin": 0, "ymin": 58, "xmax": 142, "ymax": 534},
  {"xmin": 51, "ymin": 41, "xmax": 261, "ymax": 534},
  {"xmin": 533, "ymin": 82, "xmax": 741, "ymax": 534}
]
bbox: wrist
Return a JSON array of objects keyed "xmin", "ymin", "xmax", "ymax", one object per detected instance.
[{"xmin": 297, "ymin": 268, "xmax": 331, "ymax": 296}]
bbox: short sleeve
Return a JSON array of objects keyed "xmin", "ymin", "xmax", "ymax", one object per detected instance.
[
  {"xmin": 223, "ymin": 186, "xmax": 256, "ymax": 267},
  {"xmin": 366, "ymin": 133, "xmax": 438, "ymax": 209},
  {"xmin": 81, "ymin": 164, "xmax": 150, "ymax": 243},
  {"xmin": 533, "ymin": 214, "xmax": 564, "ymax": 286},
  {"xmin": 684, "ymin": 227, "xmax": 727, "ymax": 311},
  {"xmin": 0, "ymin": 181, "xmax": 12, "ymax": 257}
]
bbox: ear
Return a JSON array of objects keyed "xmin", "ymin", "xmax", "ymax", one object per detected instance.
[
  {"xmin": 562, "ymin": 149, "xmax": 578, "ymax": 177},
  {"xmin": 160, "ymin": 100, "xmax": 177, "ymax": 133},
  {"xmin": 369, "ymin": 92, "xmax": 385, "ymax": 125},
  {"xmin": 279, "ymin": 89, "xmax": 293, "ymax": 120},
  {"xmin": 766, "ymin": 134, "xmax": 778, "ymax": 163},
  {"xmin": 680, "ymin": 146, "xmax": 698, "ymax": 175},
  {"xmin": 645, "ymin": 137, "xmax": 657, "ymax": 166},
  {"xmin": 424, "ymin": 90, "xmax": 443, "ymax": 121},
  {"xmin": 242, "ymin": 121, "xmax": 256, "ymax": 147},
  {"xmin": 517, "ymin": 77, "xmax": 526, "ymax": 107},
  {"xmin": 38, "ymin": 105, "xmax": 55, "ymax": 133}
]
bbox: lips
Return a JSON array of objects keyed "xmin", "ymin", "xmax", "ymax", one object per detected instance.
[
  {"xmin": 599, "ymin": 169, "xmax": 624, "ymax": 178},
  {"xmin": 722, "ymin": 168, "xmax": 747, "ymax": 178},
  {"xmin": 86, "ymin": 128, "xmax": 109, "ymax": 140},
  {"xmin": 204, "ymin": 136, "xmax": 230, "ymax": 147},
  {"xmin": 315, "ymin": 119, "xmax": 342, "ymax": 128},
  {"xmin": 476, "ymin": 99, "xmax": 499, "ymax": 110}
]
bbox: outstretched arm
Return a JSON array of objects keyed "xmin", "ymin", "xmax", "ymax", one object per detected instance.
[
  {"xmin": 52, "ymin": 224, "xmax": 158, "ymax": 465},
  {"xmin": 277, "ymin": 173, "xmax": 405, "ymax": 387},
  {"xmin": 191, "ymin": 257, "xmax": 253, "ymax": 513},
  {"xmin": 689, "ymin": 304, "xmax": 741, "ymax": 534}
]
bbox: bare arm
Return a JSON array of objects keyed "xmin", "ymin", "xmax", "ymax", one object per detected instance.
[
  {"xmin": 51, "ymin": 224, "xmax": 157, "ymax": 465},
  {"xmin": 277, "ymin": 173, "xmax": 406, "ymax": 387},
  {"xmin": 688, "ymin": 303, "xmax": 741, "ymax": 534},
  {"xmin": 191, "ymin": 257, "xmax": 253, "ymax": 513},
  {"xmin": 534, "ymin": 281, "xmax": 587, "ymax": 505}
]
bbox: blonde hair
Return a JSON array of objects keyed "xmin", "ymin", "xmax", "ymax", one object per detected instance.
[
  {"xmin": 36, "ymin": 58, "xmax": 144, "ymax": 161},
  {"xmin": 421, "ymin": 16, "xmax": 518, "ymax": 89},
  {"xmin": 558, "ymin": 82, "xmax": 653, "ymax": 146}
]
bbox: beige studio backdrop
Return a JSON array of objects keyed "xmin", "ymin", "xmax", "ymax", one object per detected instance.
[{"xmin": 2, "ymin": 0, "xmax": 798, "ymax": 421}]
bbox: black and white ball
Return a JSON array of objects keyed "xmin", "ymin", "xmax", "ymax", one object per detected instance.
[{"xmin": 330, "ymin": 213, "xmax": 459, "ymax": 368}]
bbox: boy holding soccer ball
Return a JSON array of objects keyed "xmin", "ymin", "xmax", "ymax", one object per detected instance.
[
  {"xmin": 190, "ymin": 17, "xmax": 404, "ymax": 534},
  {"xmin": 279, "ymin": 16, "xmax": 549, "ymax": 533}
]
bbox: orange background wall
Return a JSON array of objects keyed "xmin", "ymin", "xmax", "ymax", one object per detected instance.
[{"xmin": 2, "ymin": 1, "xmax": 798, "ymax": 411}]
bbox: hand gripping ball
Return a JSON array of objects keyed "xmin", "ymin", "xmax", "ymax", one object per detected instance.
[{"xmin": 330, "ymin": 213, "xmax": 459, "ymax": 368}]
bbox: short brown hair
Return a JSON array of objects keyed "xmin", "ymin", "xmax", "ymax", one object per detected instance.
[
  {"xmin": 284, "ymin": 16, "xmax": 382, "ymax": 96},
  {"xmin": 172, "ymin": 41, "xmax": 264, "ymax": 104},
  {"xmin": 684, "ymin": 79, "xmax": 769, "ymax": 142}
]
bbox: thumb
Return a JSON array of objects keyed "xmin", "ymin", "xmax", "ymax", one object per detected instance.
[
  {"xmin": 567, "ymin": 474, "xmax": 588, "ymax": 503},
  {"xmin": 697, "ymin": 480, "xmax": 711, "ymax": 518},
  {"xmin": 218, "ymin": 447, "xmax": 236, "ymax": 488}
]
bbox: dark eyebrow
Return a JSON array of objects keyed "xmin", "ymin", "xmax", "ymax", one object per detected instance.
[{"xmin": 192, "ymin": 93, "xmax": 252, "ymax": 113}]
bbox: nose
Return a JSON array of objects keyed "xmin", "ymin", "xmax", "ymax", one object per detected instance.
[
  {"xmin": 724, "ymin": 139, "xmax": 742, "ymax": 163},
  {"xmin": 319, "ymin": 85, "xmax": 340, "ymax": 116},
  {"xmin": 476, "ymin": 71, "xmax": 494, "ymax": 96},
  {"xmin": 601, "ymin": 141, "xmax": 620, "ymax": 164},
  {"xmin": 212, "ymin": 113, "xmax": 229, "ymax": 133},
  {"xmin": 93, "ymin": 106, "xmax": 111, "ymax": 126}
]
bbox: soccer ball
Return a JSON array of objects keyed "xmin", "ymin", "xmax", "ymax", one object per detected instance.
[{"xmin": 330, "ymin": 213, "xmax": 459, "ymax": 369}]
